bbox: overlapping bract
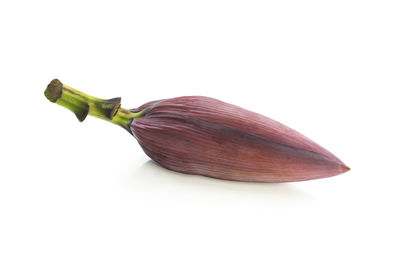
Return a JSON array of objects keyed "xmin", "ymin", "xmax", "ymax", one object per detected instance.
[{"xmin": 131, "ymin": 96, "xmax": 349, "ymax": 182}]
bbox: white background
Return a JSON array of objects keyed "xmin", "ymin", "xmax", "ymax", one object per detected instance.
[{"xmin": 1, "ymin": 1, "xmax": 399, "ymax": 266}]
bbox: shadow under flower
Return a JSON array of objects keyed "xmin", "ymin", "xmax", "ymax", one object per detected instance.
[{"xmin": 128, "ymin": 160, "xmax": 313, "ymax": 205}]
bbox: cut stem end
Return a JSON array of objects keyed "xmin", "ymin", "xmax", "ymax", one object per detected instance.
[{"xmin": 45, "ymin": 79, "xmax": 63, "ymax": 103}]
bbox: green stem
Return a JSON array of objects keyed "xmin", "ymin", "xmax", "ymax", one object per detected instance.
[{"xmin": 44, "ymin": 79, "xmax": 145, "ymax": 132}]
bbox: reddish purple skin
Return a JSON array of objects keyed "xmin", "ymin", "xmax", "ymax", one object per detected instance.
[{"xmin": 131, "ymin": 96, "xmax": 349, "ymax": 182}]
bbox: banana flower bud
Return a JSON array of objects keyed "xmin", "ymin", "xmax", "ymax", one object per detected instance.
[{"xmin": 45, "ymin": 79, "xmax": 349, "ymax": 182}]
